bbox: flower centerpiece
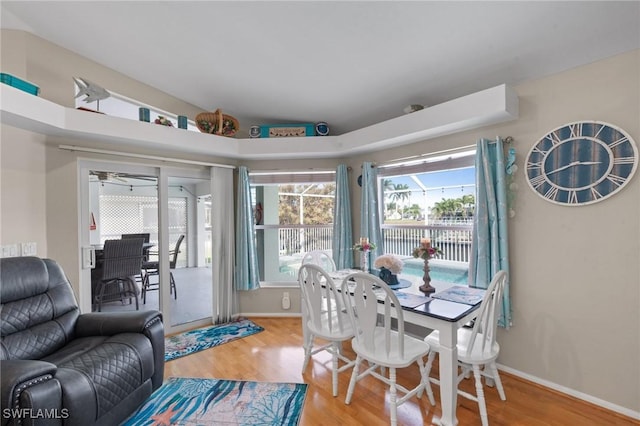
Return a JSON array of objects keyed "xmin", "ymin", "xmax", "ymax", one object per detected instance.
[
  {"xmin": 353, "ymin": 237, "xmax": 376, "ymax": 272},
  {"xmin": 374, "ymin": 254, "xmax": 403, "ymax": 286},
  {"xmin": 412, "ymin": 238, "xmax": 441, "ymax": 293},
  {"xmin": 353, "ymin": 237, "xmax": 376, "ymax": 252}
]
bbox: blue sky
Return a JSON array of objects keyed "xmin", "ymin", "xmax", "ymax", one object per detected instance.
[{"xmin": 383, "ymin": 167, "xmax": 475, "ymax": 210}]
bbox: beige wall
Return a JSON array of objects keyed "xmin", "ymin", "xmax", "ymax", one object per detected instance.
[
  {"xmin": 1, "ymin": 29, "xmax": 638, "ymax": 416},
  {"xmin": 0, "ymin": 126, "xmax": 47, "ymax": 257}
]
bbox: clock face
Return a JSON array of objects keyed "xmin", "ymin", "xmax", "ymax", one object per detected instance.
[{"xmin": 526, "ymin": 121, "xmax": 638, "ymax": 205}]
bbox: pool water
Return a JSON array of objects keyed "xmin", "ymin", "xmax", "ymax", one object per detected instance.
[{"xmin": 401, "ymin": 260, "xmax": 469, "ymax": 285}]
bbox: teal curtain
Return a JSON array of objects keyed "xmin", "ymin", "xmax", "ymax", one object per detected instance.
[
  {"xmin": 332, "ymin": 164, "xmax": 353, "ymax": 269},
  {"xmin": 469, "ymin": 137, "xmax": 512, "ymax": 328},
  {"xmin": 235, "ymin": 166, "xmax": 260, "ymax": 291},
  {"xmin": 360, "ymin": 162, "xmax": 383, "ymax": 259}
]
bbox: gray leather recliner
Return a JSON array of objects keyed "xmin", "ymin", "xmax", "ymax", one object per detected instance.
[{"xmin": 0, "ymin": 256, "xmax": 164, "ymax": 426}]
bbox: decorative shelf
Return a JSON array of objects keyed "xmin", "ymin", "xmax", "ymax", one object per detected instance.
[{"xmin": 1, "ymin": 83, "xmax": 518, "ymax": 160}]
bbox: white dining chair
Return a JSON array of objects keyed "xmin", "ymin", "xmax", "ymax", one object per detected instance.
[
  {"xmin": 301, "ymin": 250, "xmax": 337, "ymax": 272},
  {"xmin": 424, "ymin": 270, "xmax": 508, "ymax": 426},
  {"xmin": 341, "ymin": 272, "xmax": 435, "ymax": 426},
  {"xmin": 298, "ymin": 263, "xmax": 355, "ymax": 397}
]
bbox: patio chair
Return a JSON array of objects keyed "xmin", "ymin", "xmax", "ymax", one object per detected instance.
[
  {"xmin": 141, "ymin": 234, "xmax": 184, "ymax": 303},
  {"xmin": 93, "ymin": 238, "xmax": 145, "ymax": 312},
  {"xmin": 121, "ymin": 233, "xmax": 151, "ymax": 282}
]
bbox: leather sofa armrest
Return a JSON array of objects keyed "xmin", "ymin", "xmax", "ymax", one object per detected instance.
[
  {"xmin": 75, "ymin": 310, "xmax": 163, "ymax": 337},
  {"xmin": 1, "ymin": 360, "xmax": 59, "ymax": 424},
  {"xmin": 76, "ymin": 310, "xmax": 165, "ymax": 391}
]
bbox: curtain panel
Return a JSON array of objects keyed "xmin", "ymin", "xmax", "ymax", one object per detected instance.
[
  {"xmin": 332, "ymin": 164, "xmax": 353, "ymax": 269},
  {"xmin": 235, "ymin": 166, "xmax": 261, "ymax": 291},
  {"xmin": 211, "ymin": 166, "xmax": 237, "ymax": 324},
  {"xmin": 469, "ymin": 137, "xmax": 512, "ymax": 328},
  {"xmin": 360, "ymin": 162, "xmax": 383, "ymax": 259}
]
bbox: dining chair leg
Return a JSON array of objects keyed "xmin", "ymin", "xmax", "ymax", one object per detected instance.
[
  {"xmin": 488, "ymin": 362, "xmax": 506, "ymax": 400},
  {"xmin": 417, "ymin": 357, "xmax": 436, "ymax": 405},
  {"xmin": 389, "ymin": 367, "xmax": 398, "ymax": 426},
  {"xmin": 345, "ymin": 356, "xmax": 362, "ymax": 405},
  {"xmin": 425, "ymin": 351, "xmax": 437, "ymax": 383},
  {"xmin": 331, "ymin": 342, "xmax": 340, "ymax": 397},
  {"xmin": 301, "ymin": 333, "xmax": 315, "ymax": 373},
  {"xmin": 473, "ymin": 364, "xmax": 489, "ymax": 426}
]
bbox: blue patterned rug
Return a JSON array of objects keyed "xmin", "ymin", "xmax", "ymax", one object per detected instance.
[
  {"xmin": 165, "ymin": 318, "xmax": 264, "ymax": 362},
  {"xmin": 124, "ymin": 377, "xmax": 307, "ymax": 425}
]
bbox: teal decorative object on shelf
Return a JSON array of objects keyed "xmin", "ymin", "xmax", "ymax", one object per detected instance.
[
  {"xmin": 259, "ymin": 123, "xmax": 315, "ymax": 138},
  {"xmin": 1, "ymin": 73, "xmax": 40, "ymax": 96}
]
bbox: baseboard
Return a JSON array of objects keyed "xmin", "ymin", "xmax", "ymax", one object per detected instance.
[
  {"xmin": 496, "ymin": 363, "xmax": 640, "ymax": 421},
  {"xmin": 239, "ymin": 312, "xmax": 302, "ymax": 318}
]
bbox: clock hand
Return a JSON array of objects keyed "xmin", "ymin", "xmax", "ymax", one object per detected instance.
[{"xmin": 546, "ymin": 161, "xmax": 601, "ymax": 175}]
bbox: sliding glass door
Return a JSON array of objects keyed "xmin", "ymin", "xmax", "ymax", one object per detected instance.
[{"xmin": 79, "ymin": 160, "xmax": 213, "ymax": 334}]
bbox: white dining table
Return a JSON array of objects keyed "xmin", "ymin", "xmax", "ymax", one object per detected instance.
[{"xmin": 320, "ymin": 270, "xmax": 482, "ymax": 426}]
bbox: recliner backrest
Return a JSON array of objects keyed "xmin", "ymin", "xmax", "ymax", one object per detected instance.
[{"xmin": 0, "ymin": 257, "xmax": 79, "ymax": 360}]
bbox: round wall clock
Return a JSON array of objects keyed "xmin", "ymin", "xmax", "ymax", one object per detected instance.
[{"xmin": 526, "ymin": 121, "xmax": 638, "ymax": 206}]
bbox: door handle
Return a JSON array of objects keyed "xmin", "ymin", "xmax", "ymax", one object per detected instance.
[{"xmin": 82, "ymin": 246, "xmax": 96, "ymax": 269}]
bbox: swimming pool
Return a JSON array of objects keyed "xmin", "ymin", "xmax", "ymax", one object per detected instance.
[{"xmin": 400, "ymin": 259, "xmax": 469, "ymax": 285}]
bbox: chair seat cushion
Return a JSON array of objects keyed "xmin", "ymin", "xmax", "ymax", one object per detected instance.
[{"xmin": 41, "ymin": 333, "xmax": 154, "ymax": 422}]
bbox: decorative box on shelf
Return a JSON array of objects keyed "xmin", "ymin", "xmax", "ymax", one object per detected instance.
[
  {"xmin": 0, "ymin": 73, "xmax": 40, "ymax": 96},
  {"xmin": 258, "ymin": 123, "xmax": 316, "ymax": 138}
]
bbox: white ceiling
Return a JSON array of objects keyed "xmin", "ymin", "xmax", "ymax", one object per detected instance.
[{"xmin": 2, "ymin": 1, "xmax": 639, "ymax": 136}]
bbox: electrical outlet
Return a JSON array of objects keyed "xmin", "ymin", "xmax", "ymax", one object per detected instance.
[{"xmin": 282, "ymin": 291, "xmax": 291, "ymax": 310}]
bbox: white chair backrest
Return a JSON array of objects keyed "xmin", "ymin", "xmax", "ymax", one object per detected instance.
[
  {"xmin": 301, "ymin": 250, "xmax": 337, "ymax": 272},
  {"xmin": 298, "ymin": 263, "xmax": 349, "ymax": 335},
  {"xmin": 465, "ymin": 270, "xmax": 507, "ymax": 358},
  {"xmin": 341, "ymin": 272, "xmax": 406, "ymax": 359}
]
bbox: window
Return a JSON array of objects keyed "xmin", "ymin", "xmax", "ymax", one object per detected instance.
[
  {"xmin": 74, "ymin": 84, "xmax": 198, "ymax": 131},
  {"xmin": 378, "ymin": 150, "xmax": 475, "ymax": 283},
  {"xmin": 250, "ymin": 171, "xmax": 336, "ymax": 283}
]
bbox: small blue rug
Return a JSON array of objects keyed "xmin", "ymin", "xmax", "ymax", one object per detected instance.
[
  {"xmin": 123, "ymin": 377, "xmax": 307, "ymax": 426},
  {"xmin": 165, "ymin": 318, "xmax": 264, "ymax": 362}
]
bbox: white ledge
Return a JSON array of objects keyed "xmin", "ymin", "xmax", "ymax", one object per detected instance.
[{"xmin": 1, "ymin": 83, "xmax": 518, "ymax": 160}]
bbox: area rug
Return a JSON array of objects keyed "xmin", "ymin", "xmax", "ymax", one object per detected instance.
[
  {"xmin": 165, "ymin": 318, "xmax": 264, "ymax": 362},
  {"xmin": 124, "ymin": 377, "xmax": 308, "ymax": 426}
]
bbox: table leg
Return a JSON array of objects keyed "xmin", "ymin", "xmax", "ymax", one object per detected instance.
[{"xmin": 437, "ymin": 324, "xmax": 458, "ymax": 426}]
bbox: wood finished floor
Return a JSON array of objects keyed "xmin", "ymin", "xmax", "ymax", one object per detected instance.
[{"xmin": 164, "ymin": 317, "xmax": 638, "ymax": 426}]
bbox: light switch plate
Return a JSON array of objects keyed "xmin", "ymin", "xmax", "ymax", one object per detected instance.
[
  {"xmin": 21, "ymin": 242, "xmax": 37, "ymax": 256},
  {"xmin": 1, "ymin": 244, "xmax": 19, "ymax": 258}
]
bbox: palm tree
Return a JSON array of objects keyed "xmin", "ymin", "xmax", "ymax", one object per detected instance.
[
  {"xmin": 460, "ymin": 194, "xmax": 475, "ymax": 217},
  {"xmin": 382, "ymin": 179, "xmax": 396, "ymax": 217},
  {"xmin": 389, "ymin": 183, "xmax": 411, "ymax": 216}
]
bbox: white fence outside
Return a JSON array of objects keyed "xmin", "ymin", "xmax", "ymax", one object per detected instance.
[{"xmin": 267, "ymin": 223, "xmax": 473, "ymax": 263}]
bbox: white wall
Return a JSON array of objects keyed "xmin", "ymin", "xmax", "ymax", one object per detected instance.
[{"xmin": 1, "ymin": 28, "xmax": 638, "ymax": 417}]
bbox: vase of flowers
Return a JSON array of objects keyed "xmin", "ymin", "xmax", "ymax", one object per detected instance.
[
  {"xmin": 374, "ymin": 254, "xmax": 403, "ymax": 286},
  {"xmin": 412, "ymin": 238, "xmax": 442, "ymax": 294},
  {"xmin": 353, "ymin": 237, "xmax": 376, "ymax": 273}
]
